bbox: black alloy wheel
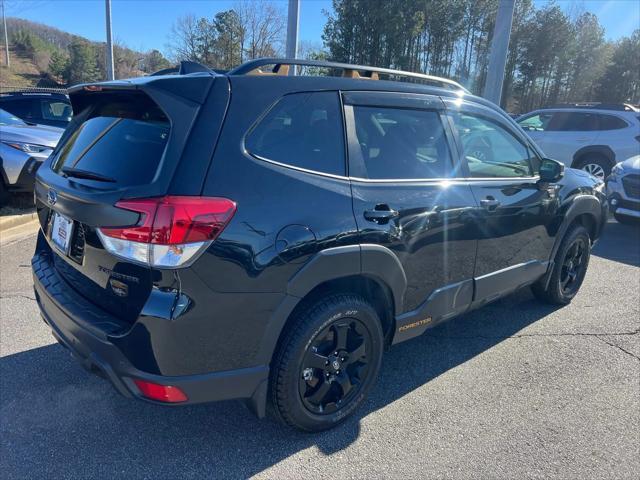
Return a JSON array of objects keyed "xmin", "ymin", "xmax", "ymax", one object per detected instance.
[
  {"xmin": 299, "ymin": 318, "xmax": 372, "ymax": 415},
  {"xmin": 559, "ymin": 237, "xmax": 587, "ymax": 296},
  {"xmin": 270, "ymin": 294, "xmax": 384, "ymax": 432},
  {"xmin": 531, "ymin": 225, "xmax": 591, "ymax": 305}
]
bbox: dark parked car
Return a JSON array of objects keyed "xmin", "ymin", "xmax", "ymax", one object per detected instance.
[
  {"xmin": 0, "ymin": 90, "xmax": 72, "ymax": 128},
  {"xmin": 32, "ymin": 59, "xmax": 607, "ymax": 432}
]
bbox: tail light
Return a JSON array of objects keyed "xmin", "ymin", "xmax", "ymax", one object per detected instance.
[{"xmin": 97, "ymin": 196, "xmax": 236, "ymax": 268}]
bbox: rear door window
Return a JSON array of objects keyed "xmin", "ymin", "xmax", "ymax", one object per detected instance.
[
  {"xmin": 245, "ymin": 91, "xmax": 345, "ymax": 176},
  {"xmin": 51, "ymin": 98, "xmax": 169, "ymax": 186},
  {"xmin": 350, "ymin": 106, "xmax": 452, "ymax": 179},
  {"xmin": 547, "ymin": 112, "xmax": 598, "ymax": 131}
]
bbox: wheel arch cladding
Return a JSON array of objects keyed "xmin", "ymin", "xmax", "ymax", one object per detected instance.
[
  {"xmin": 254, "ymin": 245, "xmax": 407, "ymax": 365},
  {"xmin": 541, "ymin": 196, "xmax": 602, "ymax": 289},
  {"xmin": 572, "ymin": 145, "xmax": 615, "ymax": 168}
]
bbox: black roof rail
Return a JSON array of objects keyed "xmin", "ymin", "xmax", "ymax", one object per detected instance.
[
  {"xmin": 548, "ymin": 103, "xmax": 638, "ymax": 112},
  {"xmin": 150, "ymin": 61, "xmax": 214, "ymax": 76},
  {"xmin": 228, "ymin": 58, "xmax": 469, "ymax": 92},
  {"xmin": 0, "ymin": 86, "xmax": 68, "ymax": 95}
]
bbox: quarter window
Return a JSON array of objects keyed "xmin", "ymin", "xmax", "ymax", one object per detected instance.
[
  {"xmin": 245, "ymin": 92, "xmax": 345, "ymax": 176},
  {"xmin": 452, "ymin": 112, "xmax": 535, "ymax": 178},
  {"xmin": 349, "ymin": 106, "xmax": 452, "ymax": 180},
  {"xmin": 597, "ymin": 114, "xmax": 627, "ymax": 130}
]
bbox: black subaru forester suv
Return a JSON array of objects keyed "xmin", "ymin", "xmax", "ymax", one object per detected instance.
[{"xmin": 32, "ymin": 59, "xmax": 607, "ymax": 432}]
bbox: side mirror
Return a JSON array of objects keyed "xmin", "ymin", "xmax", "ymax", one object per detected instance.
[{"xmin": 538, "ymin": 158, "xmax": 564, "ymax": 183}]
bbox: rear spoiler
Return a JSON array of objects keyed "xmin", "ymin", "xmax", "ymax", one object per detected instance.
[
  {"xmin": 150, "ymin": 61, "xmax": 215, "ymax": 77},
  {"xmin": 68, "ymin": 68, "xmax": 218, "ymax": 114}
]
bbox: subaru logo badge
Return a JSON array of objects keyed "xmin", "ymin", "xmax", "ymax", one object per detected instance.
[{"xmin": 47, "ymin": 189, "xmax": 57, "ymax": 206}]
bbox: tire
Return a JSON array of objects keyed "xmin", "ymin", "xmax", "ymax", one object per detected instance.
[
  {"xmin": 614, "ymin": 212, "xmax": 638, "ymax": 225},
  {"xmin": 532, "ymin": 225, "xmax": 591, "ymax": 305},
  {"xmin": 575, "ymin": 154, "xmax": 612, "ymax": 180},
  {"xmin": 269, "ymin": 294, "xmax": 384, "ymax": 432}
]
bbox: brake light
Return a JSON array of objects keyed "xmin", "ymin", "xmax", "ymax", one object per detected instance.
[
  {"xmin": 97, "ymin": 196, "xmax": 236, "ymax": 267},
  {"xmin": 133, "ymin": 379, "xmax": 188, "ymax": 403}
]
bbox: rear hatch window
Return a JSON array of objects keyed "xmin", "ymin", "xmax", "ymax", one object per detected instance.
[{"xmin": 51, "ymin": 96, "xmax": 169, "ymax": 186}]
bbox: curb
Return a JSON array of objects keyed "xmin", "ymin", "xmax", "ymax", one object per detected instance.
[{"xmin": 0, "ymin": 212, "xmax": 38, "ymax": 232}]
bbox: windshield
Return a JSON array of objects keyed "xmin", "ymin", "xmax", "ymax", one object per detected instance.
[{"xmin": 0, "ymin": 108, "xmax": 27, "ymax": 126}]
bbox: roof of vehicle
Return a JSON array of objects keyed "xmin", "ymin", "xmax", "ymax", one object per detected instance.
[
  {"xmin": 518, "ymin": 108, "xmax": 640, "ymax": 123},
  {"xmin": 65, "ymin": 58, "xmax": 526, "ymax": 132},
  {"xmin": 71, "ymin": 58, "xmax": 513, "ymax": 122},
  {"xmin": 526, "ymin": 103, "xmax": 639, "ymax": 113}
]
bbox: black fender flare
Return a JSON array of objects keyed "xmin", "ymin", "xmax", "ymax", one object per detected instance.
[
  {"xmin": 542, "ymin": 194, "xmax": 603, "ymax": 288},
  {"xmin": 572, "ymin": 145, "xmax": 615, "ymax": 168},
  {"xmin": 254, "ymin": 244, "xmax": 407, "ymax": 365}
]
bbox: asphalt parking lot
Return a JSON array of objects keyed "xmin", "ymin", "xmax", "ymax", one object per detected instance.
[{"xmin": 1, "ymin": 220, "xmax": 638, "ymax": 479}]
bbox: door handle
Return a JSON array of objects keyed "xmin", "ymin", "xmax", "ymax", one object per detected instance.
[
  {"xmin": 364, "ymin": 205, "xmax": 399, "ymax": 224},
  {"xmin": 480, "ymin": 197, "xmax": 501, "ymax": 211}
]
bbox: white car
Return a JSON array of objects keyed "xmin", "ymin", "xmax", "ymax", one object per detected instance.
[
  {"xmin": 517, "ymin": 105, "xmax": 640, "ymax": 179},
  {"xmin": 606, "ymin": 155, "xmax": 640, "ymax": 224}
]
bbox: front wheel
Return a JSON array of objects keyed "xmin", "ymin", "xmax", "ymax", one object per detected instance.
[
  {"xmin": 269, "ymin": 294, "xmax": 384, "ymax": 432},
  {"xmin": 532, "ymin": 225, "xmax": 591, "ymax": 305}
]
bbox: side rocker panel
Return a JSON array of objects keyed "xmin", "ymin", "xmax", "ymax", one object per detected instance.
[{"xmin": 392, "ymin": 279, "xmax": 474, "ymax": 344}]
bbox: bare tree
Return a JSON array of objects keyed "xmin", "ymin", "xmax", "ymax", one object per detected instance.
[
  {"xmin": 166, "ymin": 14, "xmax": 200, "ymax": 62},
  {"xmin": 235, "ymin": 1, "xmax": 285, "ymax": 61},
  {"xmin": 165, "ymin": 2, "xmax": 285, "ymax": 68}
]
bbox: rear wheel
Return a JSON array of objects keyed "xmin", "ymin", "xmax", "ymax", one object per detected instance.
[
  {"xmin": 532, "ymin": 225, "xmax": 591, "ymax": 305},
  {"xmin": 269, "ymin": 294, "xmax": 384, "ymax": 432},
  {"xmin": 575, "ymin": 154, "xmax": 611, "ymax": 179}
]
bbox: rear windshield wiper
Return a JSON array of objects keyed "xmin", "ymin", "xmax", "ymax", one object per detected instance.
[{"xmin": 61, "ymin": 167, "xmax": 116, "ymax": 183}]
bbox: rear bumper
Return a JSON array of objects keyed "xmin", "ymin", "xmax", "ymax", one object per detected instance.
[{"xmin": 32, "ymin": 248, "xmax": 269, "ymax": 408}]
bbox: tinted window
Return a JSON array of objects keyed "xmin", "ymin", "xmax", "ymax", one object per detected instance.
[
  {"xmin": 41, "ymin": 100, "xmax": 72, "ymax": 122},
  {"xmin": 452, "ymin": 112, "xmax": 535, "ymax": 178},
  {"xmin": 245, "ymin": 92, "xmax": 345, "ymax": 176},
  {"xmin": 0, "ymin": 108, "xmax": 26, "ymax": 126},
  {"xmin": 547, "ymin": 112, "xmax": 598, "ymax": 131},
  {"xmin": 518, "ymin": 112, "xmax": 553, "ymax": 132},
  {"xmin": 597, "ymin": 114, "xmax": 627, "ymax": 130},
  {"xmin": 350, "ymin": 106, "xmax": 452, "ymax": 179},
  {"xmin": 1, "ymin": 98, "xmax": 38, "ymax": 120},
  {"xmin": 52, "ymin": 99, "xmax": 169, "ymax": 187}
]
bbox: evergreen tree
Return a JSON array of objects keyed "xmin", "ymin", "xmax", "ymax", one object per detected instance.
[{"xmin": 67, "ymin": 38, "xmax": 101, "ymax": 85}]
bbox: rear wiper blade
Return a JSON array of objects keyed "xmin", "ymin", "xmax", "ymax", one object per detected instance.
[{"xmin": 61, "ymin": 167, "xmax": 116, "ymax": 183}]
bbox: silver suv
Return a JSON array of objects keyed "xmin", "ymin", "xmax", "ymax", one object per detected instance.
[
  {"xmin": 0, "ymin": 108, "xmax": 63, "ymax": 205},
  {"xmin": 518, "ymin": 104, "xmax": 640, "ymax": 179},
  {"xmin": 607, "ymin": 155, "xmax": 640, "ymax": 224}
]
